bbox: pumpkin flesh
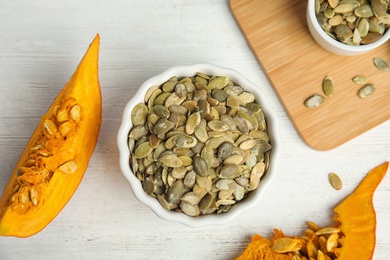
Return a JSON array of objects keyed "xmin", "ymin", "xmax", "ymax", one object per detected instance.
[
  {"xmin": 333, "ymin": 161, "xmax": 389, "ymax": 259},
  {"xmin": 0, "ymin": 34, "xmax": 101, "ymax": 237},
  {"xmin": 237, "ymin": 162, "xmax": 389, "ymax": 259}
]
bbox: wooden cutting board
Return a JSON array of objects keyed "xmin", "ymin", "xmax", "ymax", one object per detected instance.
[{"xmin": 230, "ymin": 0, "xmax": 390, "ymax": 151}]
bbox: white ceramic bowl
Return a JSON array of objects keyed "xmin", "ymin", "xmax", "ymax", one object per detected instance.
[
  {"xmin": 307, "ymin": 0, "xmax": 390, "ymax": 56},
  {"xmin": 117, "ymin": 63, "xmax": 280, "ymax": 227}
]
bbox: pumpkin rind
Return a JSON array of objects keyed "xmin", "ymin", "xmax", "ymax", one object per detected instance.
[{"xmin": 0, "ymin": 34, "xmax": 101, "ymax": 237}]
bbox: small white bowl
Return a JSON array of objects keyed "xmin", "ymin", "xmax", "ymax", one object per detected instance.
[
  {"xmin": 117, "ymin": 63, "xmax": 280, "ymax": 227},
  {"xmin": 307, "ymin": 0, "xmax": 390, "ymax": 56}
]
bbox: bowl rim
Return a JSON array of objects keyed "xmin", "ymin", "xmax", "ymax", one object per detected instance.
[
  {"xmin": 307, "ymin": 0, "xmax": 390, "ymax": 54},
  {"xmin": 117, "ymin": 63, "xmax": 281, "ymax": 227}
]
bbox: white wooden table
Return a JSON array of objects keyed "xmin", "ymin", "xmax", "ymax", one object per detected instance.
[{"xmin": 0, "ymin": 1, "xmax": 389, "ymax": 259}]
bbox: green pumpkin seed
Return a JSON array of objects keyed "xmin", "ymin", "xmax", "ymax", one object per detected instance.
[
  {"xmin": 167, "ymin": 180, "xmax": 184, "ymax": 205},
  {"xmin": 159, "ymin": 154, "xmax": 183, "ymax": 168},
  {"xmin": 193, "ymin": 156, "xmax": 209, "ymax": 177},
  {"xmin": 304, "ymin": 94, "xmax": 325, "ymax": 108},
  {"xmin": 219, "ymin": 164, "xmax": 239, "ymax": 179},
  {"xmin": 329, "ymin": 172, "xmax": 343, "ymax": 190},
  {"xmin": 208, "ymin": 76, "xmax": 229, "ymax": 90},
  {"xmin": 185, "ymin": 112, "xmax": 201, "ymax": 134},
  {"xmin": 373, "ymin": 58, "xmax": 389, "ymax": 71},
  {"xmin": 201, "ymin": 145, "xmax": 214, "ymax": 169},
  {"xmin": 162, "ymin": 78, "xmax": 178, "ymax": 93},
  {"xmin": 180, "ymin": 201, "xmax": 200, "ymax": 217},
  {"xmin": 135, "ymin": 142, "xmax": 153, "ymax": 159},
  {"xmin": 174, "ymin": 134, "xmax": 198, "ymax": 148},
  {"xmin": 153, "ymin": 92, "xmax": 171, "ymax": 106},
  {"xmin": 194, "ymin": 125, "xmax": 209, "ymax": 143},
  {"xmin": 357, "ymin": 84, "xmax": 375, "ymax": 98},
  {"xmin": 352, "ymin": 75, "xmax": 368, "ymax": 84},
  {"xmin": 354, "ymin": 4, "xmax": 374, "ymax": 17},
  {"xmin": 334, "ymin": 3, "xmax": 356, "ymax": 13},
  {"xmin": 153, "ymin": 118, "xmax": 175, "ymax": 135},
  {"xmin": 208, "ymin": 120, "xmax": 229, "ymax": 132},
  {"xmin": 322, "ymin": 76, "xmax": 334, "ymax": 97},
  {"xmin": 131, "ymin": 103, "xmax": 148, "ymax": 126},
  {"xmin": 211, "ymin": 89, "xmax": 229, "ymax": 102},
  {"xmin": 371, "ymin": 0, "xmax": 389, "ymax": 19}
]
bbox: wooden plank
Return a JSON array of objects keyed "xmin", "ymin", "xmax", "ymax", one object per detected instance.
[{"xmin": 231, "ymin": 0, "xmax": 390, "ymax": 151}]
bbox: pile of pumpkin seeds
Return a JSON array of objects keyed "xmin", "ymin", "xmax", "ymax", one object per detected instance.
[
  {"xmin": 315, "ymin": 0, "xmax": 390, "ymax": 45},
  {"xmin": 128, "ymin": 73, "xmax": 272, "ymax": 216}
]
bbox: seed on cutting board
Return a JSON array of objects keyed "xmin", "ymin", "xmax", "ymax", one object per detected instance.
[
  {"xmin": 352, "ymin": 75, "xmax": 368, "ymax": 85},
  {"xmin": 373, "ymin": 58, "xmax": 389, "ymax": 71},
  {"xmin": 304, "ymin": 94, "xmax": 325, "ymax": 108},
  {"xmin": 357, "ymin": 84, "xmax": 375, "ymax": 98},
  {"xmin": 329, "ymin": 172, "xmax": 343, "ymax": 190},
  {"xmin": 322, "ymin": 76, "xmax": 334, "ymax": 97}
]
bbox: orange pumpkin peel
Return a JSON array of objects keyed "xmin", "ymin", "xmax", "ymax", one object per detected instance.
[
  {"xmin": 237, "ymin": 162, "xmax": 389, "ymax": 260},
  {"xmin": 0, "ymin": 34, "xmax": 102, "ymax": 237}
]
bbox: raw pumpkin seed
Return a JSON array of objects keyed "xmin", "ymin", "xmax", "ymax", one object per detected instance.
[
  {"xmin": 373, "ymin": 57, "xmax": 389, "ymax": 71},
  {"xmin": 304, "ymin": 94, "xmax": 325, "ymax": 108},
  {"xmin": 357, "ymin": 84, "xmax": 375, "ymax": 98},
  {"xmin": 352, "ymin": 75, "xmax": 368, "ymax": 84},
  {"xmin": 322, "ymin": 76, "xmax": 334, "ymax": 97},
  {"xmin": 127, "ymin": 72, "xmax": 272, "ymax": 216},
  {"xmin": 329, "ymin": 172, "xmax": 343, "ymax": 190}
]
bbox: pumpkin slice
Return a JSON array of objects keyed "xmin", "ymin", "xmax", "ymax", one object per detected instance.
[
  {"xmin": 237, "ymin": 162, "xmax": 389, "ymax": 260},
  {"xmin": 0, "ymin": 34, "xmax": 102, "ymax": 237},
  {"xmin": 333, "ymin": 161, "xmax": 389, "ymax": 259}
]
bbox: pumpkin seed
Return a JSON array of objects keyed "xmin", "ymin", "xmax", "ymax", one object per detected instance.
[
  {"xmin": 131, "ymin": 103, "xmax": 148, "ymax": 126},
  {"xmin": 322, "ymin": 76, "xmax": 335, "ymax": 97},
  {"xmin": 167, "ymin": 180, "xmax": 184, "ymax": 205},
  {"xmin": 272, "ymin": 238, "xmax": 301, "ymax": 253},
  {"xmin": 43, "ymin": 118, "xmax": 58, "ymax": 136},
  {"xmin": 59, "ymin": 160, "xmax": 78, "ymax": 174},
  {"xmin": 217, "ymin": 141, "xmax": 234, "ymax": 161},
  {"xmin": 329, "ymin": 172, "xmax": 343, "ymax": 190},
  {"xmin": 157, "ymin": 195, "xmax": 171, "ymax": 210},
  {"xmin": 159, "ymin": 154, "xmax": 182, "ymax": 168},
  {"xmin": 316, "ymin": 227, "xmax": 341, "ymax": 235},
  {"xmin": 208, "ymin": 76, "xmax": 229, "ymax": 90},
  {"xmin": 193, "ymin": 156, "xmax": 209, "ymax": 177},
  {"xmin": 326, "ymin": 232, "xmax": 339, "ymax": 251},
  {"xmin": 180, "ymin": 201, "xmax": 200, "ymax": 217},
  {"xmin": 68, "ymin": 105, "xmax": 81, "ymax": 123},
  {"xmin": 30, "ymin": 187, "xmax": 39, "ymax": 206},
  {"xmin": 208, "ymin": 120, "xmax": 229, "ymax": 132},
  {"xmin": 355, "ymin": 4, "xmax": 374, "ymax": 17},
  {"xmin": 352, "ymin": 75, "xmax": 368, "ymax": 84},
  {"xmin": 357, "ymin": 84, "xmax": 375, "ymax": 98},
  {"xmin": 201, "ymin": 145, "xmax": 214, "ymax": 169},
  {"xmin": 371, "ymin": 0, "xmax": 389, "ymax": 19},
  {"xmin": 185, "ymin": 112, "xmax": 201, "ymax": 134},
  {"xmin": 304, "ymin": 94, "xmax": 325, "ymax": 108},
  {"xmin": 219, "ymin": 164, "xmax": 239, "ymax": 179},
  {"xmin": 373, "ymin": 57, "xmax": 389, "ymax": 71},
  {"xmin": 58, "ymin": 121, "xmax": 72, "ymax": 137}
]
